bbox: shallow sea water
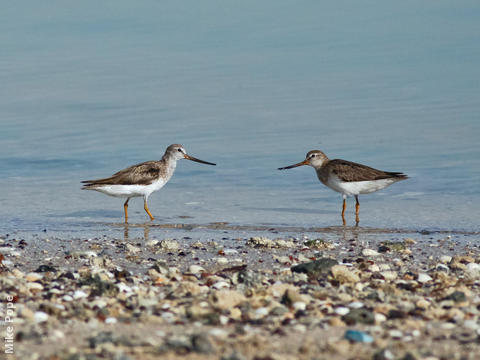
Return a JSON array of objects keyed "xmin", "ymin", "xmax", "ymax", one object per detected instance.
[{"xmin": 1, "ymin": 1, "xmax": 479, "ymax": 241}]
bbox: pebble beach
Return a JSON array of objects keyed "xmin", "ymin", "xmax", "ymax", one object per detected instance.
[
  {"xmin": 1, "ymin": 225, "xmax": 479, "ymax": 360},
  {"xmin": 2, "ymin": 2, "xmax": 480, "ymax": 359}
]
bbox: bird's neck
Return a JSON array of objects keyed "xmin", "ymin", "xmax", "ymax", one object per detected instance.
[
  {"xmin": 162, "ymin": 156, "xmax": 178, "ymax": 175},
  {"xmin": 311, "ymin": 158, "xmax": 329, "ymax": 171},
  {"xmin": 312, "ymin": 160, "xmax": 329, "ymax": 184}
]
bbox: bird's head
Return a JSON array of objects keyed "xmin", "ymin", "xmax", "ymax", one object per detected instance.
[
  {"xmin": 278, "ymin": 150, "xmax": 328, "ymax": 170},
  {"xmin": 164, "ymin": 144, "xmax": 216, "ymax": 165}
]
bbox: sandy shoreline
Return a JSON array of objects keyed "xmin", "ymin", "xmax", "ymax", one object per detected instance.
[{"xmin": 1, "ymin": 226, "xmax": 479, "ymax": 359}]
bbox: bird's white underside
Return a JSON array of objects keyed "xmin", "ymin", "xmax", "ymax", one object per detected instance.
[
  {"xmin": 326, "ymin": 175, "xmax": 398, "ymax": 197},
  {"xmin": 90, "ymin": 178, "xmax": 167, "ymax": 199}
]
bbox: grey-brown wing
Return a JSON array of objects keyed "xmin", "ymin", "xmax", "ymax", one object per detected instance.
[
  {"xmin": 82, "ymin": 161, "xmax": 162, "ymax": 186},
  {"xmin": 328, "ymin": 159, "xmax": 407, "ymax": 182}
]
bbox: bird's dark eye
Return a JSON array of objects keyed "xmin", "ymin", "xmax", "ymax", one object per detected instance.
[{"xmin": 178, "ymin": 149, "xmax": 182, "ymax": 152}]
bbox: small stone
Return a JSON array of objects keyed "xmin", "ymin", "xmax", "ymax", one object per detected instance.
[
  {"xmin": 331, "ymin": 265, "xmax": 360, "ymax": 283},
  {"xmin": 274, "ymin": 239, "xmax": 295, "ymax": 248},
  {"xmin": 25, "ymin": 273, "xmax": 43, "ymax": 282},
  {"xmin": 254, "ymin": 307, "xmax": 269, "ymax": 318},
  {"xmin": 417, "ymin": 273, "xmax": 433, "ymax": 283},
  {"xmin": 378, "ymin": 241, "xmax": 406, "ymax": 252},
  {"xmin": 190, "ymin": 334, "xmax": 214, "ymax": 354},
  {"xmin": 159, "ymin": 239, "xmax": 180, "ymax": 250},
  {"xmin": 27, "ymin": 282, "xmax": 43, "ymax": 291},
  {"xmin": 229, "ymin": 308, "xmax": 242, "ymax": 320},
  {"xmin": 387, "ymin": 309, "xmax": 407, "ymax": 320},
  {"xmin": 223, "ymin": 249, "xmax": 238, "ymax": 255},
  {"xmin": 209, "ymin": 328, "xmax": 228, "ymax": 338},
  {"xmin": 416, "ymin": 299, "xmax": 430, "ymax": 309},
  {"xmin": 389, "ymin": 329, "xmax": 403, "ymax": 339},
  {"xmin": 73, "ymin": 290, "xmax": 88, "ymax": 299},
  {"xmin": 270, "ymin": 306, "xmax": 288, "ymax": 316},
  {"xmin": 342, "ymin": 308, "xmax": 374, "ymax": 325},
  {"xmin": 443, "ymin": 291, "xmax": 466, "ymax": 303},
  {"xmin": 463, "ymin": 320, "xmax": 479, "ymax": 330},
  {"xmin": 440, "ymin": 255, "xmax": 452, "ymax": 264},
  {"xmin": 291, "ymin": 258, "xmax": 338, "ymax": 277},
  {"xmin": 247, "ymin": 237, "xmax": 272, "ymax": 247},
  {"xmin": 465, "ymin": 263, "xmax": 480, "ymax": 280},
  {"xmin": 247, "ymin": 237, "xmax": 294, "ymax": 248},
  {"xmin": 105, "ymin": 317, "xmax": 117, "ymax": 324},
  {"xmin": 189, "ymin": 265, "xmax": 206, "ymax": 274},
  {"xmin": 374, "ymin": 349, "xmax": 395, "ymax": 360},
  {"xmin": 374, "ymin": 313, "xmax": 387, "ymax": 324},
  {"xmin": 380, "ymin": 271, "xmax": 398, "ymax": 281},
  {"xmin": 344, "ymin": 329, "xmax": 373, "ymax": 343},
  {"xmin": 304, "ymin": 239, "xmax": 334, "ymax": 249},
  {"xmin": 212, "ymin": 281, "xmax": 230, "ymax": 290},
  {"xmin": 292, "ymin": 302, "xmax": 306, "ymax": 312},
  {"xmin": 146, "ymin": 239, "xmax": 159, "ymax": 247},
  {"xmin": 219, "ymin": 315, "xmax": 229, "ymax": 325},
  {"xmin": 34, "ymin": 264, "xmax": 57, "ymax": 273},
  {"xmin": 368, "ymin": 264, "xmax": 380, "ymax": 272},
  {"xmin": 362, "ymin": 248, "xmax": 380, "ymax": 257},
  {"xmin": 34, "ymin": 311, "xmax": 49, "ymax": 323},
  {"xmin": 440, "ymin": 322, "xmax": 456, "ymax": 330},
  {"xmin": 273, "ymin": 255, "xmax": 291, "ymax": 264},
  {"xmin": 348, "ymin": 301, "xmax": 364, "ymax": 309},
  {"xmin": 126, "ymin": 243, "xmax": 141, "ymax": 254},
  {"xmin": 216, "ymin": 258, "xmax": 229, "ymax": 265},
  {"xmin": 334, "ymin": 307, "xmax": 350, "ymax": 316}
]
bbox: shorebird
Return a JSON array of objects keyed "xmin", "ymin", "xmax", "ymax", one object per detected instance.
[
  {"xmin": 82, "ymin": 144, "xmax": 215, "ymax": 223},
  {"xmin": 278, "ymin": 150, "xmax": 408, "ymax": 225}
]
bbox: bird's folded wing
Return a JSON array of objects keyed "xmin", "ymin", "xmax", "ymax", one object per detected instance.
[
  {"xmin": 82, "ymin": 161, "xmax": 161, "ymax": 186},
  {"xmin": 329, "ymin": 159, "xmax": 407, "ymax": 182}
]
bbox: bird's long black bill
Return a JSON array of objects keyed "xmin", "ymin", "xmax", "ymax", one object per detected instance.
[
  {"xmin": 278, "ymin": 160, "xmax": 308, "ymax": 170},
  {"xmin": 185, "ymin": 154, "xmax": 216, "ymax": 166}
]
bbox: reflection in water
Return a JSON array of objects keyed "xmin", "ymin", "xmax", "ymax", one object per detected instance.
[
  {"xmin": 110, "ymin": 221, "xmax": 476, "ymax": 235},
  {"xmin": 123, "ymin": 223, "xmax": 150, "ymax": 241},
  {"xmin": 339, "ymin": 226, "xmax": 375, "ymax": 251},
  {"xmin": 144, "ymin": 225, "xmax": 150, "ymax": 241}
]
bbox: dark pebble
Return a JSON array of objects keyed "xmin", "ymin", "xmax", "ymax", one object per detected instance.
[
  {"xmin": 290, "ymin": 258, "xmax": 338, "ymax": 277},
  {"xmin": 443, "ymin": 291, "xmax": 466, "ymax": 303},
  {"xmin": 34, "ymin": 264, "xmax": 57, "ymax": 273},
  {"xmin": 342, "ymin": 308, "xmax": 375, "ymax": 325}
]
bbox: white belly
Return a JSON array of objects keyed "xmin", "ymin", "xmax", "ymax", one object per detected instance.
[
  {"xmin": 93, "ymin": 179, "xmax": 166, "ymax": 199},
  {"xmin": 326, "ymin": 175, "xmax": 397, "ymax": 196}
]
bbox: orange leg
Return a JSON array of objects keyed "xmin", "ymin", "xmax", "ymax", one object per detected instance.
[
  {"xmin": 341, "ymin": 198, "xmax": 347, "ymax": 226},
  {"xmin": 144, "ymin": 199, "xmax": 155, "ymax": 221},
  {"xmin": 124, "ymin": 198, "xmax": 130, "ymax": 223},
  {"xmin": 355, "ymin": 195, "xmax": 360, "ymax": 225}
]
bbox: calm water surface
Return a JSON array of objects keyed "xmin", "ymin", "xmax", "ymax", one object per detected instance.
[{"xmin": 1, "ymin": 1, "xmax": 479, "ymax": 236}]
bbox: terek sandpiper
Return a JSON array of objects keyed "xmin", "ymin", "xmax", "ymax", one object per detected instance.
[
  {"xmin": 278, "ymin": 150, "xmax": 408, "ymax": 225},
  {"xmin": 82, "ymin": 144, "xmax": 215, "ymax": 223}
]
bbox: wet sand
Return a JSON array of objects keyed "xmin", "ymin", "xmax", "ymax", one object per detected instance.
[{"xmin": 1, "ymin": 224, "xmax": 479, "ymax": 359}]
